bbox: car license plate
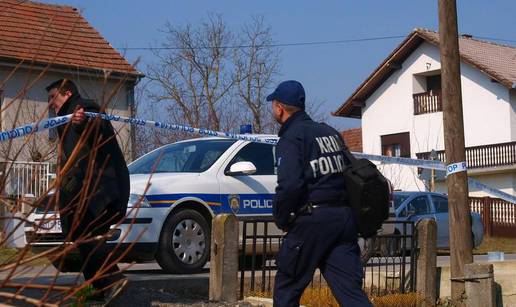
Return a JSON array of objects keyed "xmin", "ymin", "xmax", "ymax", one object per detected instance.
[{"xmin": 38, "ymin": 219, "xmax": 62, "ymax": 232}]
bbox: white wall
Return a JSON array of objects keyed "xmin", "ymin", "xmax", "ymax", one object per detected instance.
[
  {"xmin": 510, "ymin": 90, "xmax": 516, "ymax": 140},
  {"xmin": 361, "ymin": 41, "xmax": 512, "ymax": 191}
]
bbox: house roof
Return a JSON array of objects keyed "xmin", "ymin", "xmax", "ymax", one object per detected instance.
[
  {"xmin": 341, "ymin": 127, "xmax": 362, "ymax": 153},
  {"xmin": 0, "ymin": 0, "xmax": 142, "ymax": 77},
  {"xmin": 334, "ymin": 28, "xmax": 516, "ymax": 118}
]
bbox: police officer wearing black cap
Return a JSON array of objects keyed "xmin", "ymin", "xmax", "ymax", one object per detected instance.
[{"xmin": 268, "ymin": 80, "xmax": 372, "ymax": 307}]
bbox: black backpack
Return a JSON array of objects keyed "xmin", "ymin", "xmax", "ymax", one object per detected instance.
[{"xmin": 342, "ymin": 149, "xmax": 391, "ymax": 238}]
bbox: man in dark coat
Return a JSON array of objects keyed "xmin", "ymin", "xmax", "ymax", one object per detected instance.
[
  {"xmin": 46, "ymin": 79, "xmax": 130, "ymax": 301},
  {"xmin": 268, "ymin": 80, "xmax": 371, "ymax": 307}
]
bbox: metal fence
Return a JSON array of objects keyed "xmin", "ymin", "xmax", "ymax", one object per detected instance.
[
  {"xmin": 362, "ymin": 221, "xmax": 417, "ymax": 296},
  {"xmin": 238, "ymin": 216, "xmax": 417, "ymax": 299},
  {"xmin": 470, "ymin": 196, "xmax": 516, "ymax": 237},
  {"xmin": 1, "ymin": 161, "xmax": 53, "ymax": 198}
]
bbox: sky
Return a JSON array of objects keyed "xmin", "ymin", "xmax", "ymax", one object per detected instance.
[{"xmin": 41, "ymin": 0, "xmax": 516, "ymax": 130}]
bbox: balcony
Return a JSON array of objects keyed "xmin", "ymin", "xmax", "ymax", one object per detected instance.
[
  {"xmin": 413, "ymin": 90, "xmax": 442, "ymax": 115},
  {"xmin": 416, "ymin": 141, "xmax": 516, "ymax": 170}
]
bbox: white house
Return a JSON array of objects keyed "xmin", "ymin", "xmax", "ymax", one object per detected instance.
[{"xmin": 334, "ymin": 28, "xmax": 516, "ymax": 198}]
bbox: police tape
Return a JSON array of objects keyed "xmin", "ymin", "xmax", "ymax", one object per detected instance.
[
  {"xmin": 0, "ymin": 114, "xmax": 71, "ymax": 142},
  {"xmin": 353, "ymin": 153, "xmax": 516, "ymax": 204},
  {"xmin": 84, "ymin": 112, "xmax": 279, "ymax": 145},
  {"xmin": 468, "ymin": 178, "xmax": 516, "ymax": 204},
  {"xmin": 353, "ymin": 152, "xmax": 445, "ymax": 171},
  {"xmin": 1, "ymin": 112, "xmax": 515, "ymax": 204},
  {"xmin": 446, "ymin": 162, "xmax": 468, "ymax": 176}
]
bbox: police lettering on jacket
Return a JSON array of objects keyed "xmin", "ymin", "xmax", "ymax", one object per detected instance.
[{"xmin": 309, "ymin": 135, "xmax": 346, "ymax": 178}]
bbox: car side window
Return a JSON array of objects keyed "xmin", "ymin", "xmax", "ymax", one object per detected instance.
[
  {"xmin": 229, "ymin": 142, "xmax": 276, "ymax": 175},
  {"xmin": 432, "ymin": 196, "xmax": 448, "ymax": 213},
  {"xmin": 406, "ymin": 196, "xmax": 431, "ymax": 215}
]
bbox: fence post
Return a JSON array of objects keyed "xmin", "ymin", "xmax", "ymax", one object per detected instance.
[
  {"xmin": 483, "ymin": 197, "xmax": 492, "ymax": 236},
  {"xmin": 209, "ymin": 214, "xmax": 239, "ymax": 303},
  {"xmin": 464, "ymin": 263, "xmax": 495, "ymax": 307},
  {"xmin": 417, "ymin": 219, "xmax": 437, "ymax": 307}
]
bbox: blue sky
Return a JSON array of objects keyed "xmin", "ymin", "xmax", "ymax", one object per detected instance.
[{"xmin": 41, "ymin": 0, "xmax": 516, "ymax": 130}]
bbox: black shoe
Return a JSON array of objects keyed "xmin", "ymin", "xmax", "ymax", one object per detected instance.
[{"xmin": 102, "ymin": 278, "xmax": 129, "ymax": 306}]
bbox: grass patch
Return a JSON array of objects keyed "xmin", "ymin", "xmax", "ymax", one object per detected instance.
[
  {"xmin": 474, "ymin": 236, "xmax": 516, "ymax": 254},
  {"xmin": 0, "ymin": 247, "xmax": 49, "ymax": 266},
  {"xmin": 72, "ymin": 284, "xmax": 98, "ymax": 307},
  {"xmin": 250, "ymin": 287, "xmax": 422, "ymax": 306},
  {"xmin": 436, "ymin": 236, "xmax": 516, "ymax": 255},
  {"xmin": 0, "ymin": 247, "xmax": 18, "ymax": 264}
]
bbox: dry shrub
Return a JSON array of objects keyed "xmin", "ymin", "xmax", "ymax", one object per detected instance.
[
  {"xmin": 370, "ymin": 292, "xmax": 423, "ymax": 307},
  {"xmin": 249, "ymin": 287, "xmax": 422, "ymax": 307}
]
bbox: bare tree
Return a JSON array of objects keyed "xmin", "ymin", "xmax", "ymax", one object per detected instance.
[
  {"xmin": 233, "ymin": 16, "xmax": 280, "ymax": 134},
  {"xmin": 147, "ymin": 14, "xmax": 236, "ymax": 132}
]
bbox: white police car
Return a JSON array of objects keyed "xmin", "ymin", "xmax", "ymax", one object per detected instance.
[
  {"xmin": 26, "ymin": 135, "xmax": 397, "ymax": 272},
  {"xmin": 27, "ymin": 136, "xmax": 280, "ymax": 273}
]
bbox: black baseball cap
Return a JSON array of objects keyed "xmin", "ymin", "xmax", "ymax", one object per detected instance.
[{"xmin": 266, "ymin": 80, "xmax": 305, "ymax": 109}]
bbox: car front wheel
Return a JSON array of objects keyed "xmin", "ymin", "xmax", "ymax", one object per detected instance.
[{"xmin": 156, "ymin": 209, "xmax": 210, "ymax": 274}]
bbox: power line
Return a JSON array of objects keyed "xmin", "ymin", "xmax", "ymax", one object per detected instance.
[
  {"xmin": 118, "ymin": 35, "xmax": 407, "ymax": 51},
  {"xmin": 117, "ymin": 34, "xmax": 516, "ymax": 52}
]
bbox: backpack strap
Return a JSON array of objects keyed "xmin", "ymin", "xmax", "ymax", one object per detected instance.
[{"xmin": 341, "ymin": 147, "xmax": 357, "ymax": 164}]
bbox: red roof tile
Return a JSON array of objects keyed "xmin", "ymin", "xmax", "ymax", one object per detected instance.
[
  {"xmin": 341, "ymin": 128, "xmax": 362, "ymax": 153},
  {"xmin": 0, "ymin": 0, "xmax": 141, "ymax": 76}
]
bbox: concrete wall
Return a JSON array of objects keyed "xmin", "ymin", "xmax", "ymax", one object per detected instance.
[
  {"xmin": 0, "ymin": 65, "xmax": 135, "ymax": 163},
  {"xmin": 439, "ymin": 260, "xmax": 516, "ymax": 306},
  {"xmin": 361, "ymin": 41, "xmax": 513, "ymax": 192}
]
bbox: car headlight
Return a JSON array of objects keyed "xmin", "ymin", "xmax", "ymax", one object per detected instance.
[{"xmin": 128, "ymin": 194, "xmax": 151, "ymax": 208}]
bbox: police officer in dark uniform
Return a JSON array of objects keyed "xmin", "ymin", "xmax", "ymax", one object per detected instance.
[{"xmin": 267, "ymin": 80, "xmax": 372, "ymax": 307}]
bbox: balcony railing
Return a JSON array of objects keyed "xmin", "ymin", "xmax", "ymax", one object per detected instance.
[
  {"xmin": 0, "ymin": 161, "xmax": 53, "ymax": 198},
  {"xmin": 413, "ymin": 90, "xmax": 442, "ymax": 115},
  {"xmin": 417, "ymin": 141, "xmax": 516, "ymax": 170}
]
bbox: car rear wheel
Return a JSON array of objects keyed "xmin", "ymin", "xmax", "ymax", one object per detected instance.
[{"xmin": 156, "ymin": 209, "xmax": 210, "ymax": 274}]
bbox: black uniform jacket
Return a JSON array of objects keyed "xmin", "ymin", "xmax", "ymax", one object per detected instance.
[
  {"xmin": 273, "ymin": 111, "xmax": 349, "ymax": 230},
  {"xmin": 56, "ymin": 94, "xmax": 130, "ymax": 221}
]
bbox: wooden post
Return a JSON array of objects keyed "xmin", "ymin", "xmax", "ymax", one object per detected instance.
[
  {"xmin": 209, "ymin": 214, "xmax": 239, "ymax": 303},
  {"xmin": 464, "ymin": 263, "xmax": 495, "ymax": 307},
  {"xmin": 438, "ymin": 0, "xmax": 473, "ymax": 304},
  {"xmin": 417, "ymin": 219, "xmax": 437, "ymax": 307}
]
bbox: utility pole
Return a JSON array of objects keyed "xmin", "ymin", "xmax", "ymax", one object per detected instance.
[{"xmin": 438, "ymin": 0, "xmax": 473, "ymax": 305}]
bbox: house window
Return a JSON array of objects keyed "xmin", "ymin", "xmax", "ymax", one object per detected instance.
[
  {"xmin": 413, "ymin": 73, "xmax": 443, "ymax": 115},
  {"xmin": 381, "ymin": 132, "xmax": 410, "ymax": 158},
  {"xmin": 426, "ymin": 75, "xmax": 441, "ymax": 92}
]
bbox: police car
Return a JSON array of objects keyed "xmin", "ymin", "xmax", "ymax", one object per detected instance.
[
  {"xmin": 26, "ymin": 136, "xmax": 281, "ymax": 273},
  {"xmin": 26, "ymin": 135, "xmax": 397, "ymax": 272}
]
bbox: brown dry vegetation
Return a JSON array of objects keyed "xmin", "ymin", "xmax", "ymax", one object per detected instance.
[{"xmin": 249, "ymin": 287, "xmax": 423, "ymax": 307}]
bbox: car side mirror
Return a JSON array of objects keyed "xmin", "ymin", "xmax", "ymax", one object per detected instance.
[{"xmin": 227, "ymin": 161, "xmax": 257, "ymax": 176}]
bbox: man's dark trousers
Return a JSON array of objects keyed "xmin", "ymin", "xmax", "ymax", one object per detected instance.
[
  {"xmin": 62, "ymin": 200, "xmax": 124, "ymax": 290},
  {"xmin": 273, "ymin": 206, "xmax": 372, "ymax": 307}
]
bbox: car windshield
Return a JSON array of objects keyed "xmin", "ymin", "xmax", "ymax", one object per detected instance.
[
  {"xmin": 393, "ymin": 194, "xmax": 410, "ymax": 209},
  {"xmin": 129, "ymin": 139, "xmax": 235, "ymax": 174}
]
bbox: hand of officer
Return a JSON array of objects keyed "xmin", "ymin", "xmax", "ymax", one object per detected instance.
[{"xmin": 71, "ymin": 105, "xmax": 86, "ymax": 125}]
